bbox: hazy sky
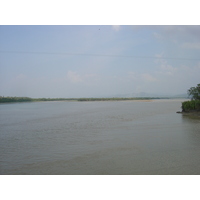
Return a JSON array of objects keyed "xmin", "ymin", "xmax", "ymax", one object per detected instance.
[{"xmin": 0, "ymin": 25, "xmax": 200, "ymax": 98}]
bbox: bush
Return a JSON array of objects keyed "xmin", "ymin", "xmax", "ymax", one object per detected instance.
[
  {"xmin": 188, "ymin": 83, "xmax": 200, "ymax": 100},
  {"xmin": 182, "ymin": 100, "xmax": 200, "ymax": 112}
]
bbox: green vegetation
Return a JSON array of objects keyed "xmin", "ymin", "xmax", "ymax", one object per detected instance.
[
  {"xmin": 0, "ymin": 96, "xmax": 32, "ymax": 103},
  {"xmin": 76, "ymin": 97, "xmax": 159, "ymax": 101},
  {"xmin": 0, "ymin": 97, "xmax": 77, "ymax": 103},
  {"xmin": 182, "ymin": 100, "xmax": 200, "ymax": 112},
  {"xmin": 0, "ymin": 96, "xmax": 161, "ymax": 103},
  {"xmin": 182, "ymin": 83, "xmax": 200, "ymax": 112},
  {"xmin": 187, "ymin": 83, "xmax": 200, "ymax": 100}
]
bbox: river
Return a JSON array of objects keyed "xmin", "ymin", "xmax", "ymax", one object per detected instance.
[{"xmin": 0, "ymin": 99, "xmax": 200, "ymax": 175}]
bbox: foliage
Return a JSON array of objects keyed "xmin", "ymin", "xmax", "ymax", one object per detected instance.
[
  {"xmin": 0, "ymin": 97, "xmax": 78, "ymax": 103},
  {"xmin": 0, "ymin": 97, "xmax": 32, "ymax": 103},
  {"xmin": 182, "ymin": 100, "xmax": 200, "ymax": 112},
  {"xmin": 187, "ymin": 83, "xmax": 200, "ymax": 100}
]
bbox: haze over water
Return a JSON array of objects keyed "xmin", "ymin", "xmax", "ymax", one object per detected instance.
[{"xmin": 0, "ymin": 99, "xmax": 200, "ymax": 175}]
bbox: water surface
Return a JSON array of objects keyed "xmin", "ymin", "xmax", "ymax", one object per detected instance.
[{"xmin": 0, "ymin": 99, "xmax": 200, "ymax": 174}]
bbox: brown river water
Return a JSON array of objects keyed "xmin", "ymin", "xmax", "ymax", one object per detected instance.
[{"xmin": 0, "ymin": 99, "xmax": 200, "ymax": 175}]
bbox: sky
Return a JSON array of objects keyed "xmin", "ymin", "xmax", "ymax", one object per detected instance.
[{"xmin": 0, "ymin": 25, "xmax": 200, "ymax": 98}]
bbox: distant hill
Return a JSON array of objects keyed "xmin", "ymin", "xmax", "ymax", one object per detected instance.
[
  {"xmin": 109, "ymin": 92, "xmax": 188, "ymax": 99},
  {"xmin": 170, "ymin": 93, "xmax": 189, "ymax": 98}
]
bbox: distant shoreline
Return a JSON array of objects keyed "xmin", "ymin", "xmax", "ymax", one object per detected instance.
[{"xmin": 0, "ymin": 97, "xmax": 185, "ymax": 104}]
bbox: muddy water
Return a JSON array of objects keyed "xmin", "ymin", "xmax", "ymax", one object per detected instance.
[{"xmin": 0, "ymin": 99, "xmax": 200, "ymax": 174}]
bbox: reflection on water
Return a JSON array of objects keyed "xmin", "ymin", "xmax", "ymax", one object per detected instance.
[
  {"xmin": 0, "ymin": 99, "xmax": 200, "ymax": 175},
  {"xmin": 181, "ymin": 115, "xmax": 200, "ymax": 146}
]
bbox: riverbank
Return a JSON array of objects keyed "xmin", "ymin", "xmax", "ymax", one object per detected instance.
[{"xmin": 177, "ymin": 110, "xmax": 200, "ymax": 117}]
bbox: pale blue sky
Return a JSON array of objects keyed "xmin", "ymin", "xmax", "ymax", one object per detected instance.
[{"xmin": 0, "ymin": 25, "xmax": 200, "ymax": 98}]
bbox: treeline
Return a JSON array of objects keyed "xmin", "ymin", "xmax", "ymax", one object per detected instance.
[
  {"xmin": 77, "ymin": 97, "xmax": 160, "ymax": 101},
  {"xmin": 0, "ymin": 97, "xmax": 77, "ymax": 103},
  {"xmin": 0, "ymin": 96, "xmax": 161, "ymax": 103},
  {"xmin": 32, "ymin": 98, "xmax": 77, "ymax": 102},
  {"xmin": 181, "ymin": 83, "xmax": 200, "ymax": 112},
  {"xmin": 0, "ymin": 97, "xmax": 32, "ymax": 103}
]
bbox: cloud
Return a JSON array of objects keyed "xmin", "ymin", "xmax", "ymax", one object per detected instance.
[
  {"xmin": 112, "ymin": 25, "xmax": 121, "ymax": 31},
  {"xmin": 155, "ymin": 55, "xmax": 177, "ymax": 76},
  {"xmin": 142, "ymin": 73, "xmax": 157, "ymax": 82},
  {"xmin": 66, "ymin": 71, "xmax": 82, "ymax": 83},
  {"xmin": 128, "ymin": 70, "xmax": 157, "ymax": 82},
  {"xmin": 66, "ymin": 70, "xmax": 100, "ymax": 86},
  {"xmin": 160, "ymin": 63, "xmax": 177, "ymax": 76}
]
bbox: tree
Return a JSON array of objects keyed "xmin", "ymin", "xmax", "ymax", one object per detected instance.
[{"xmin": 187, "ymin": 83, "xmax": 200, "ymax": 100}]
